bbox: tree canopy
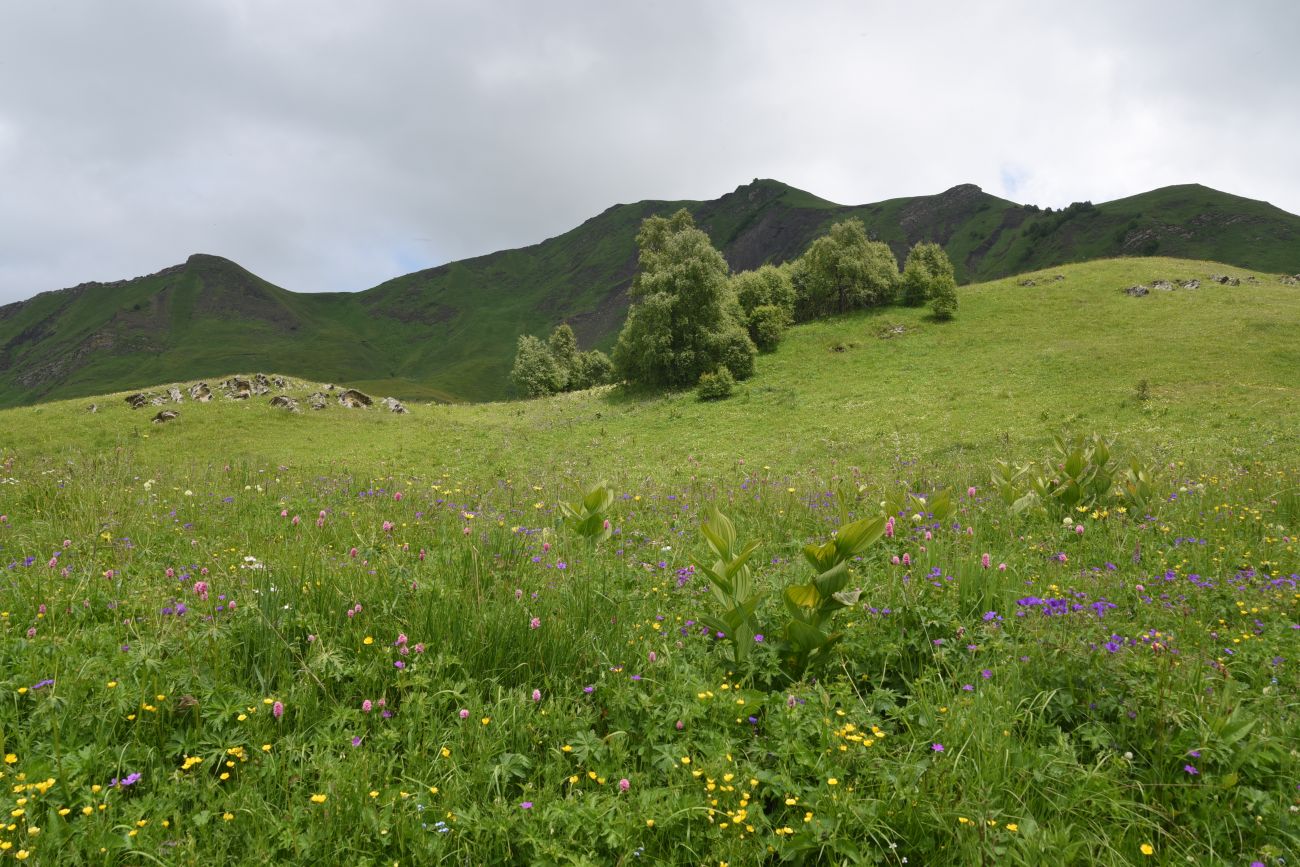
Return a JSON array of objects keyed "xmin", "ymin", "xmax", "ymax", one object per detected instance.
[
  {"xmin": 613, "ymin": 210, "xmax": 755, "ymax": 388},
  {"xmin": 794, "ymin": 219, "xmax": 898, "ymax": 319}
]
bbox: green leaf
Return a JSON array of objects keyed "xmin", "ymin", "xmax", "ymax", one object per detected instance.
[
  {"xmin": 785, "ymin": 618, "xmax": 828, "ymax": 652},
  {"xmin": 784, "ymin": 583, "xmax": 820, "ymax": 616},
  {"xmin": 833, "ymin": 514, "xmax": 886, "ymax": 559}
]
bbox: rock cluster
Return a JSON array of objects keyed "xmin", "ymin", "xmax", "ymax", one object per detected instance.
[{"xmin": 114, "ymin": 376, "xmax": 413, "ymax": 422}]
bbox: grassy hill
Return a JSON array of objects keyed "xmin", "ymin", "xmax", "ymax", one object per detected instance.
[
  {"xmin": 6, "ymin": 257, "xmax": 1296, "ymax": 474},
  {"xmin": 2, "ymin": 182, "xmax": 1298, "ymax": 409},
  {"xmin": 1, "ymin": 257, "xmax": 1297, "ymax": 864}
]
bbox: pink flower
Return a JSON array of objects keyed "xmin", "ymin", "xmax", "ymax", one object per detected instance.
[
  {"xmin": 382, "ymin": 521, "xmax": 394, "ymax": 533},
  {"xmin": 998, "ymin": 563, "xmax": 1007, "ymax": 572},
  {"xmin": 273, "ymin": 701, "xmax": 284, "ymax": 719},
  {"xmin": 981, "ymin": 553, "xmax": 991, "ymax": 569},
  {"xmin": 292, "ymin": 515, "xmax": 301, "ymax": 526},
  {"xmin": 193, "ymin": 581, "xmax": 209, "ymax": 601},
  {"xmin": 967, "ymin": 486, "xmax": 977, "ymax": 497},
  {"xmin": 459, "ymin": 708, "xmax": 470, "ymax": 719},
  {"xmin": 280, "ymin": 509, "xmax": 288, "ymax": 517},
  {"xmin": 362, "ymin": 700, "xmax": 373, "ymax": 713},
  {"xmin": 648, "ymin": 651, "xmax": 657, "ymax": 663},
  {"xmin": 901, "ymin": 553, "xmax": 911, "ymax": 566},
  {"xmin": 462, "ymin": 526, "xmax": 471, "ymax": 536},
  {"xmin": 532, "ymin": 689, "xmax": 542, "ymax": 702},
  {"xmin": 884, "ymin": 517, "xmax": 895, "ymax": 538},
  {"xmin": 349, "ymin": 547, "xmax": 358, "ymax": 558},
  {"xmin": 890, "ymin": 555, "xmax": 900, "ymax": 565},
  {"xmin": 316, "ymin": 518, "xmax": 325, "ymax": 528},
  {"xmin": 418, "ymin": 549, "xmax": 426, "ymax": 561},
  {"xmin": 618, "ymin": 778, "xmax": 630, "ymax": 792},
  {"xmin": 165, "ymin": 567, "xmax": 175, "ymax": 578},
  {"xmin": 393, "ymin": 492, "xmax": 403, "ymax": 501},
  {"xmin": 1074, "ymin": 524, "xmax": 1085, "ymax": 535},
  {"xmin": 542, "ymin": 542, "xmax": 551, "ymax": 553},
  {"xmin": 529, "ymin": 617, "xmax": 541, "ymax": 629},
  {"xmin": 924, "ymin": 530, "xmax": 932, "ymax": 541}
]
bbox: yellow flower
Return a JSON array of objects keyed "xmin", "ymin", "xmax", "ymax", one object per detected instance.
[
  {"xmin": 827, "ymin": 778, "xmax": 838, "ymax": 786},
  {"xmin": 310, "ymin": 794, "xmax": 327, "ymax": 804},
  {"xmin": 480, "ymin": 717, "xmax": 491, "ymax": 726},
  {"xmin": 106, "ymin": 682, "xmax": 117, "ymax": 689},
  {"xmin": 3, "ymin": 754, "xmax": 15, "ymax": 765},
  {"xmin": 363, "ymin": 636, "xmax": 374, "ymax": 645},
  {"xmin": 369, "ymin": 790, "xmax": 379, "ymax": 798},
  {"xmin": 1005, "ymin": 823, "xmax": 1019, "ymax": 832},
  {"xmin": 261, "ymin": 744, "xmax": 272, "ymax": 752},
  {"xmin": 440, "ymin": 747, "xmax": 451, "ymax": 758},
  {"xmin": 645, "ymin": 819, "xmax": 655, "ymax": 827},
  {"xmin": 81, "ymin": 806, "xmax": 93, "ymax": 816},
  {"xmin": 223, "ymin": 812, "xmax": 234, "ymax": 821},
  {"xmin": 1140, "ymin": 843, "xmax": 1154, "ymax": 856},
  {"xmin": 15, "ymin": 850, "xmax": 29, "ymax": 861}
]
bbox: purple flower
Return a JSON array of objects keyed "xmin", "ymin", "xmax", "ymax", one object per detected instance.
[
  {"xmin": 961, "ymin": 684, "xmax": 974, "ymax": 692},
  {"xmin": 1187, "ymin": 749, "xmax": 1200, "ymax": 758},
  {"xmin": 110, "ymin": 772, "xmax": 142, "ymax": 788},
  {"xmin": 932, "ymin": 743, "xmax": 944, "ymax": 752},
  {"xmin": 753, "ymin": 634, "xmax": 764, "ymax": 643},
  {"xmin": 583, "ymin": 685, "xmax": 594, "ymax": 694},
  {"xmin": 351, "ymin": 736, "xmax": 362, "ymax": 747},
  {"xmin": 520, "ymin": 801, "xmax": 533, "ymax": 809},
  {"xmin": 1184, "ymin": 764, "xmax": 1198, "ymax": 775},
  {"xmin": 981, "ymin": 669, "xmax": 992, "ymax": 679}
]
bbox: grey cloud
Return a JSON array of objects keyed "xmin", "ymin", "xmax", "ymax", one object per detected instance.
[{"xmin": 1, "ymin": 0, "xmax": 1297, "ymax": 304}]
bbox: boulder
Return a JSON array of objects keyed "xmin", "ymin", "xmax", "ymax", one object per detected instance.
[
  {"xmin": 149, "ymin": 395, "xmax": 168, "ymax": 406},
  {"xmin": 86, "ymin": 403, "xmax": 98, "ymax": 413},
  {"xmin": 167, "ymin": 386, "xmax": 184, "ymax": 403},
  {"xmin": 1181, "ymin": 279, "xmax": 1201, "ymax": 290},
  {"xmin": 227, "ymin": 378, "xmax": 252, "ymax": 399},
  {"xmin": 1280, "ymin": 275, "xmax": 1299, "ymax": 286},
  {"xmin": 152, "ymin": 410, "xmax": 179, "ymax": 424},
  {"xmin": 1211, "ymin": 274, "xmax": 1240, "ymax": 286},
  {"xmin": 269, "ymin": 395, "xmax": 300, "ymax": 412},
  {"xmin": 381, "ymin": 396, "xmax": 409, "ymax": 414},
  {"xmin": 1124, "ymin": 285, "xmax": 1150, "ymax": 297},
  {"xmin": 252, "ymin": 373, "xmax": 271, "ymax": 395},
  {"xmin": 271, "ymin": 376, "xmax": 286, "ymax": 388},
  {"xmin": 338, "ymin": 388, "xmax": 373, "ymax": 408},
  {"xmin": 1017, "ymin": 278, "xmax": 1037, "ymax": 287},
  {"xmin": 189, "ymin": 382, "xmax": 212, "ymax": 402},
  {"xmin": 125, "ymin": 393, "xmax": 148, "ymax": 409},
  {"xmin": 1052, "ymin": 274, "xmax": 1065, "ymax": 282},
  {"xmin": 308, "ymin": 392, "xmax": 329, "ymax": 410},
  {"xmin": 1151, "ymin": 280, "xmax": 1174, "ymax": 291}
]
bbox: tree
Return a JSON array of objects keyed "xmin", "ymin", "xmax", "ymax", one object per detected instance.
[
  {"xmin": 901, "ymin": 241, "xmax": 956, "ymax": 308},
  {"xmin": 547, "ymin": 323, "xmax": 579, "ymax": 373},
  {"xmin": 511, "ymin": 324, "xmax": 613, "ymax": 398},
  {"xmin": 731, "ymin": 265, "xmax": 795, "ymax": 350},
  {"xmin": 795, "ymin": 219, "xmax": 898, "ymax": 320},
  {"xmin": 930, "ymin": 276, "xmax": 958, "ymax": 320},
  {"xmin": 510, "ymin": 334, "xmax": 567, "ymax": 397},
  {"xmin": 613, "ymin": 210, "xmax": 756, "ymax": 388}
]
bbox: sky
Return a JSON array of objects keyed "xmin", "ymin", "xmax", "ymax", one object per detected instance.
[{"xmin": 2, "ymin": 0, "xmax": 1297, "ymax": 305}]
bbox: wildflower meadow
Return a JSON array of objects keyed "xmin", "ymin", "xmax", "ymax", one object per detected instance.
[{"xmin": 1, "ymin": 259, "xmax": 1297, "ymax": 864}]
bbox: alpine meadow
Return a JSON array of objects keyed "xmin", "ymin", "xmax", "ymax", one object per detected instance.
[{"xmin": 1, "ymin": 235, "xmax": 1298, "ymax": 865}]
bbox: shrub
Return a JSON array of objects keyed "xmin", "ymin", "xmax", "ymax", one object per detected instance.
[
  {"xmin": 696, "ymin": 366, "xmax": 736, "ymax": 401},
  {"xmin": 748, "ymin": 304, "xmax": 791, "ymax": 351},
  {"xmin": 510, "ymin": 334, "xmax": 567, "ymax": 397}
]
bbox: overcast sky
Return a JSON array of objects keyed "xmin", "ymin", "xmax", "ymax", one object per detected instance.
[{"xmin": 2, "ymin": 1, "xmax": 1296, "ymax": 304}]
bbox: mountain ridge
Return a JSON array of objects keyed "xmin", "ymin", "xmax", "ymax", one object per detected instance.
[{"xmin": 2, "ymin": 179, "xmax": 1298, "ymax": 408}]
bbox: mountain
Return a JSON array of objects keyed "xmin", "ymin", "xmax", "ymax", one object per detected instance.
[{"xmin": 2, "ymin": 180, "xmax": 1298, "ymax": 408}]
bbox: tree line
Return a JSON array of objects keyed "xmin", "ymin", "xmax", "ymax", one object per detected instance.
[{"xmin": 512, "ymin": 211, "xmax": 957, "ymax": 399}]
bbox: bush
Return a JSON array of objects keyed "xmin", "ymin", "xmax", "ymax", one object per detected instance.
[
  {"xmin": 696, "ymin": 366, "xmax": 736, "ymax": 401},
  {"xmin": 748, "ymin": 304, "xmax": 791, "ymax": 351},
  {"xmin": 510, "ymin": 334, "xmax": 567, "ymax": 397},
  {"xmin": 902, "ymin": 241, "xmax": 956, "ymax": 309},
  {"xmin": 795, "ymin": 219, "xmax": 899, "ymax": 319}
]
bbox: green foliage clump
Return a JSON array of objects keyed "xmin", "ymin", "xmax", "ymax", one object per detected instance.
[
  {"xmin": 793, "ymin": 218, "xmax": 898, "ymax": 320},
  {"xmin": 613, "ymin": 210, "xmax": 755, "ymax": 388},
  {"xmin": 901, "ymin": 241, "xmax": 955, "ymax": 308},
  {"xmin": 696, "ymin": 366, "xmax": 736, "ymax": 401},
  {"xmin": 731, "ymin": 265, "xmax": 796, "ymax": 351},
  {"xmin": 510, "ymin": 334, "xmax": 567, "ymax": 397},
  {"xmin": 510, "ymin": 323, "xmax": 612, "ymax": 398},
  {"xmin": 991, "ymin": 432, "xmax": 1162, "ymax": 517},
  {"xmin": 693, "ymin": 505, "xmax": 892, "ymax": 685}
]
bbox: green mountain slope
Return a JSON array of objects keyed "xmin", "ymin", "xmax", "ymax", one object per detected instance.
[
  {"xmin": 2, "ymin": 181, "xmax": 1298, "ymax": 408},
  {"xmin": 4, "ymin": 257, "xmax": 1296, "ymax": 472}
]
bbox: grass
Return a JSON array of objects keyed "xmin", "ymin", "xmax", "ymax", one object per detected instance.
[
  {"xmin": 0, "ymin": 256, "xmax": 1297, "ymax": 864},
  {"xmin": 5, "ymin": 181, "xmax": 1298, "ymax": 410}
]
